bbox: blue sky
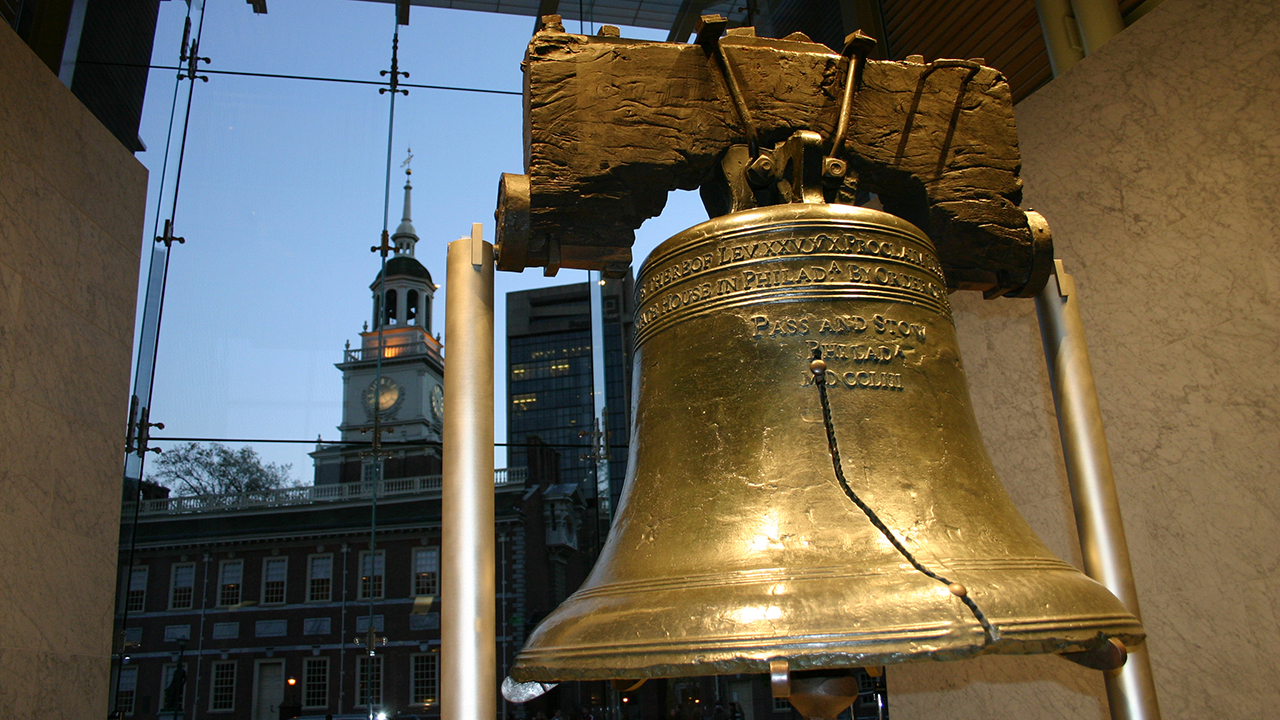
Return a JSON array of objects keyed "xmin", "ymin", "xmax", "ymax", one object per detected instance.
[{"xmin": 136, "ymin": 0, "xmax": 709, "ymax": 480}]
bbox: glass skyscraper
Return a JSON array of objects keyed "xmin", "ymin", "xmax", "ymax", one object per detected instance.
[{"xmin": 506, "ymin": 275, "xmax": 635, "ymax": 512}]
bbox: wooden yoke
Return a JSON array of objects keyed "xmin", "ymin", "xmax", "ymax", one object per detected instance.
[{"xmin": 494, "ymin": 19, "xmax": 1053, "ymax": 298}]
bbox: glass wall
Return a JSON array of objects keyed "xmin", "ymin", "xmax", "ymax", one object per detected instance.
[{"xmin": 108, "ymin": 3, "xmax": 714, "ymax": 719}]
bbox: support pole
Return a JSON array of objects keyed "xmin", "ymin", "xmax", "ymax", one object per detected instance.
[
  {"xmin": 443, "ymin": 224, "xmax": 496, "ymax": 720},
  {"xmin": 1068, "ymin": 0, "xmax": 1124, "ymax": 55},
  {"xmin": 1033, "ymin": 0, "xmax": 1086, "ymax": 76},
  {"xmin": 1036, "ymin": 260, "xmax": 1161, "ymax": 720}
]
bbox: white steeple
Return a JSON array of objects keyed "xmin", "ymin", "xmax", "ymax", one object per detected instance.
[{"xmin": 391, "ymin": 168, "xmax": 418, "ymax": 257}]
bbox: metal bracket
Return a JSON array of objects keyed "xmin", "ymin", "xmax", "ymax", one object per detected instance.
[
  {"xmin": 470, "ymin": 222, "xmax": 485, "ymax": 267},
  {"xmin": 128, "ymin": 405, "xmax": 164, "ymax": 457},
  {"xmin": 155, "ymin": 219, "xmax": 185, "ymax": 248},
  {"xmin": 769, "ymin": 658, "xmax": 791, "ymax": 698},
  {"xmin": 1053, "ymin": 258, "xmax": 1075, "ymax": 298}
]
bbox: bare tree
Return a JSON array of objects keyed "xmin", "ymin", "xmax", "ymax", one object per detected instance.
[{"xmin": 148, "ymin": 442, "xmax": 297, "ymax": 496}]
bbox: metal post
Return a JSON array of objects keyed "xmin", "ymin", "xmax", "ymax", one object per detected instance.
[
  {"xmin": 443, "ymin": 224, "xmax": 496, "ymax": 720},
  {"xmin": 1067, "ymin": 0, "xmax": 1124, "ymax": 55},
  {"xmin": 588, "ymin": 271, "xmax": 613, "ymax": 536},
  {"xmin": 1036, "ymin": 260, "xmax": 1161, "ymax": 720},
  {"xmin": 1033, "ymin": 0, "xmax": 1085, "ymax": 76}
]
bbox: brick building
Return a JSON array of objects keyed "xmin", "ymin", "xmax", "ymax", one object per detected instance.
[{"xmin": 114, "ymin": 466, "xmax": 588, "ymax": 720}]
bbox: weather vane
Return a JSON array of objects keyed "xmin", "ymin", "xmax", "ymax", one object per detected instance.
[{"xmin": 401, "ymin": 147, "xmax": 414, "ymax": 176}]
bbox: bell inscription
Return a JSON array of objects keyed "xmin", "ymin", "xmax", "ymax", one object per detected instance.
[{"xmin": 511, "ymin": 203, "xmax": 1142, "ymax": 683}]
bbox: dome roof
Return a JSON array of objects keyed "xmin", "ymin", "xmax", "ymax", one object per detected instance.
[{"xmin": 371, "ymin": 255, "xmax": 434, "ymax": 287}]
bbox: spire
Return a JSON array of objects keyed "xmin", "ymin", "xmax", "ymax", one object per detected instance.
[{"xmin": 392, "ymin": 151, "xmax": 418, "ymax": 256}]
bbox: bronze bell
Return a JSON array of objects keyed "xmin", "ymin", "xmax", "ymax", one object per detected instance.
[{"xmin": 511, "ymin": 203, "xmax": 1143, "ymax": 685}]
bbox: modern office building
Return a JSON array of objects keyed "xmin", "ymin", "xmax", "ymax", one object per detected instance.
[{"xmin": 506, "ymin": 276, "xmax": 636, "ymax": 515}]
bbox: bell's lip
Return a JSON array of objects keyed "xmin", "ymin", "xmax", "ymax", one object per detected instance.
[{"xmin": 510, "ymin": 562, "xmax": 1145, "ymax": 683}]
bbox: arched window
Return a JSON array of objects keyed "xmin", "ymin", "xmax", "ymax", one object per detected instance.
[
  {"xmin": 373, "ymin": 294, "xmax": 382, "ymax": 329},
  {"xmin": 406, "ymin": 290, "xmax": 419, "ymax": 325},
  {"xmin": 385, "ymin": 289, "xmax": 398, "ymax": 324}
]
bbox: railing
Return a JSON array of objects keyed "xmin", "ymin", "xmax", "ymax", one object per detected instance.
[
  {"xmin": 130, "ymin": 467, "xmax": 527, "ymax": 517},
  {"xmin": 344, "ymin": 340, "xmax": 442, "ymax": 363}
]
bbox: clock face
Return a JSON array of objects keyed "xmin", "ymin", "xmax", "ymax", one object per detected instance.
[
  {"xmin": 363, "ymin": 376, "xmax": 401, "ymax": 413},
  {"xmin": 430, "ymin": 384, "xmax": 444, "ymax": 419}
]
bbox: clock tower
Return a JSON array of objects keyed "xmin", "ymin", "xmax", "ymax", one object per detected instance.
[{"xmin": 312, "ymin": 170, "xmax": 444, "ymax": 485}]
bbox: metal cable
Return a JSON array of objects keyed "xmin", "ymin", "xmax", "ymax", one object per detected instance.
[
  {"xmin": 809, "ymin": 348, "xmax": 995, "ymax": 643},
  {"xmin": 75, "ymin": 60, "xmax": 520, "ymax": 95}
]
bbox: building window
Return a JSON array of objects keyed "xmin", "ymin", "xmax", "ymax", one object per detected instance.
[
  {"xmin": 410, "ymin": 653, "xmax": 439, "ymax": 706},
  {"xmin": 170, "ymin": 562, "xmax": 195, "ymax": 610},
  {"xmin": 212, "ymin": 622, "xmax": 239, "ymax": 639},
  {"xmin": 262, "ymin": 557, "xmax": 287, "ymax": 605},
  {"xmin": 218, "ymin": 560, "xmax": 243, "ymax": 607},
  {"xmin": 412, "ymin": 546, "xmax": 439, "ymax": 596},
  {"xmin": 210, "ymin": 661, "xmax": 236, "ymax": 712},
  {"xmin": 356, "ymin": 655, "xmax": 383, "ymax": 707},
  {"xmin": 161, "ymin": 663, "xmax": 188, "ymax": 712},
  {"xmin": 358, "ymin": 551, "xmax": 385, "ymax": 600},
  {"xmin": 773, "ymin": 696, "xmax": 792, "ymax": 713},
  {"xmin": 116, "ymin": 666, "xmax": 138, "ymax": 715},
  {"xmin": 303, "ymin": 657, "xmax": 329, "ymax": 709},
  {"xmin": 308, "ymin": 554, "xmax": 332, "ymax": 602},
  {"xmin": 127, "ymin": 566, "xmax": 148, "ymax": 613}
]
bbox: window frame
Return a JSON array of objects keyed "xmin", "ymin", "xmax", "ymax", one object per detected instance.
[
  {"xmin": 116, "ymin": 665, "xmax": 138, "ymax": 715},
  {"xmin": 358, "ymin": 550, "xmax": 386, "ymax": 600},
  {"xmin": 261, "ymin": 556, "xmax": 288, "ymax": 605},
  {"xmin": 410, "ymin": 652, "xmax": 439, "ymax": 707},
  {"xmin": 161, "ymin": 662, "xmax": 189, "ymax": 712},
  {"xmin": 209, "ymin": 660, "xmax": 237, "ymax": 712},
  {"xmin": 412, "ymin": 546, "xmax": 439, "ymax": 597},
  {"xmin": 302, "ymin": 657, "xmax": 329, "ymax": 709},
  {"xmin": 169, "ymin": 562, "xmax": 195, "ymax": 610},
  {"xmin": 307, "ymin": 553, "xmax": 333, "ymax": 603},
  {"xmin": 126, "ymin": 565, "xmax": 148, "ymax": 613},
  {"xmin": 355, "ymin": 654, "xmax": 383, "ymax": 708},
  {"xmin": 217, "ymin": 559, "xmax": 244, "ymax": 607}
]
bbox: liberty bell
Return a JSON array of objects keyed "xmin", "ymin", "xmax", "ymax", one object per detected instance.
[
  {"xmin": 507, "ymin": 200, "xmax": 1142, "ymax": 694},
  {"xmin": 493, "ymin": 23, "xmax": 1145, "ymax": 717}
]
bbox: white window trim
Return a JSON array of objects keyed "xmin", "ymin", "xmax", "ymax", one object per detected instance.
[
  {"xmin": 410, "ymin": 652, "xmax": 440, "ymax": 707},
  {"xmin": 169, "ymin": 562, "xmax": 196, "ymax": 610},
  {"xmin": 209, "ymin": 660, "xmax": 237, "ymax": 713},
  {"xmin": 261, "ymin": 556, "xmax": 288, "ymax": 606},
  {"xmin": 412, "ymin": 546, "xmax": 440, "ymax": 597},
  {"xmin": 127, "ymin": 565, "xmax": 149, "ymax": 613},
  {"xmin": 116, "ymin": 665, "xmax": 139, "ymax": 715},
  {"xmin": 218, "ymin": 559, "xmax": 244, "ymax": 607},
  {"xmin": 306, "ymin": 553, "xmax": 333, "ymax": 603},
  {"xmin": 302, "ymin": 656, "xmax": 329, "ymax": 709},
  {"xmin": 355, "ymin": 654, "xmax": 383, "ymax": 708},
  {"xmin": 358, "ymin": 550, "xmax": 386, "ymax": 600},
  {"xmin": 161, "ymin": 662, "xmax": 188, "ymax": 712}
]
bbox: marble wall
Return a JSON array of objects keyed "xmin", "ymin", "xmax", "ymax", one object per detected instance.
[
  {"xmin": 0, "ymin": 23, "xmax": 146, "ymax": 719},
  {"xmin": 889, "ymin": 0, "xmax": 1280, "ymax": 718}
]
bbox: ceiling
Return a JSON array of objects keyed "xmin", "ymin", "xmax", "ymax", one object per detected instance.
[{"xmin": 357, "ymin": 0, "xmax": 1160, "ymax": 103}]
